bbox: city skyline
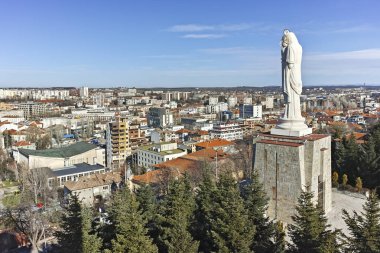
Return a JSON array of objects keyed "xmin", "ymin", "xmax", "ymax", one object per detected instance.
[{"xmin": 1, "ymin": 0, "xmax": 380, "ymax": 87}]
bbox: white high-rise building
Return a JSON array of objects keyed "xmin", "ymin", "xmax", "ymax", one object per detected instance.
[
  {"xmin": 209, "ymin": 96, "xmax": 219, "ymax": 105},
  {"xmin": 80, "ymin": 86, "xmax": 89, "ymax": 98},
  {"xmin": 243, "ymin": 97, "xmax": 252, "ymax": 104},
  {"xmin": 227, "ymin": 97, "xmax": 238, "ymax": 108}
]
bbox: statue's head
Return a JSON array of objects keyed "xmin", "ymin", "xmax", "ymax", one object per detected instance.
[
  {"xmin": 281, "ymin": 29, "xmax": 290, "ymax": 47},
  {"xmin": 282, "ymin": 29, "xmax": 300, "ymax": 48}
]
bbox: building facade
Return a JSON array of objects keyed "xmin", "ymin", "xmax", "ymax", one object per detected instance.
[
  {"xmin": 147, "ymin": 107, "xmax": 173, "ymax": 127},
  {"xmin": 239, "ymin": 104, "xmax": 263, "ymax": 119},
  {"xmin": 137, "ymin": 142, "xmax": 187, "ymax": 169},
  {"xmin": 210, "ymin": 123, "xmax": 243, "ymax": 141},
  {"xmin": 80, "ymin": 86, "xmax": 89, "ymax": 97},
  {"xmin": 18, "ymin": 142, "xmax": 105, "ymax": 170},
  {"xmin": 106, "ymin": 116, "xmax": 131, "ymax": 170}
]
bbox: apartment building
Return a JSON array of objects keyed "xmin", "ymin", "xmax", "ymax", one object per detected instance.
[
  {"xmin": 106, "ymin": 116, "xmax": 131, "ymax": 170},
  {"xmin": 137, "ymin": 142, "xmax": 187, "ymax": 169},
  {"xmin": 17, "ymin": 102, "xmax": 47, "ymax": 118},
  {"xmin": 239, "ymin": 104, "xmax": 263, "ymax": 119},
  {"xmin": 147, "ymin": 107, "xmax": 173, "ymax": 127},
  {"xmin": 210, "ymin": 123, "xmax": 243, "ymax": 141},
  {"xmin": 80, "ymin": 86, "xmax": 89, "ymax": 97},
  {"xmin": 129, "ymin": 122, "xmax": 148, "ymax": 151}
]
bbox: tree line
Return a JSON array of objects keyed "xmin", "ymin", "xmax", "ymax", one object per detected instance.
[
  {"xmin": 54, "ymin": 169, "xmax": 380, "ymax": 253},
  {"xmin": 332, "ymin": 122, "xmax": 380, "ymax": 192}
]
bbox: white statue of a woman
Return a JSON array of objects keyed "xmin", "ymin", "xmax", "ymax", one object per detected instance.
[
  {"xmin": 272, "ymin": 30, "xmax": 311, "ymax": 136},
  {"xmin": 282, "ymin": 29, "xmax": 303, "ymax": 120}
]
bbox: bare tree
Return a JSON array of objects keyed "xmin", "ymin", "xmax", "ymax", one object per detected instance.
[
  {"xmin": 2, "ymin": 206, "xmax": 48, "ymax": 253},
  {"xmin": 17, "ymin": 165, "xmax": 52, "ymax": 205},
  {"xmin": 232, "ymin": 139, "xmax": 254, "ymax": 179},
  {"xmin": 27, "ymin": 167, "xmax": 51, "ymax": 205}
]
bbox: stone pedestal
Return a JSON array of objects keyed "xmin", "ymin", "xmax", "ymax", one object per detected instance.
[
  {"xmin": 254, "ymin": 133, "xmax": 332, "ymax": 224},
  {"xmin": 270, "ymin": 117, "xmax": 312, "ymax": 137}
]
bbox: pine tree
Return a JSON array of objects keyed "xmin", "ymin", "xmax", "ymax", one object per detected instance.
[
  {"xmin": 136, "ymin": 184, "xmax": 156, "ymax": 218},
  {"xmin": 358, "ymin": 136, "xmax": 380, "ymax": 188},
  {"xmin": 108, "ymin": 188, "xmax": 158, "ymax": 253},
  {"xmin": 361, "ymin": 136, "xmax": 378, "ymax": 172},
  {"xmin": 343, "ymin": 192, "xmax": 380, "ymax": 253},
  {"xmin": 271, "ymin": 221, "xmax": 286, "ymax": 253},
  {"xmin": 287, "ymin": 191, "xmax": 340, "ymax": 253},
  {"xmin": 197, "ymin": 173, "xmax": 254, "ymax": 253},
  {"xmin": 157, "ymin": 176, "xmax": 199, "ymax": 253},
  {"xmin": 55, "ymin": 194, "xmax": 82, "ymax": 253},
  {"xmin": 343, "ymin": 133, "xmax": 360, "ymax": 184},
  {"xmin": 240, "ymin": 172, "xmax": 272, "ymax": 252},
  {"xmin": 81, "ymin": 207, "xmax": 102, "ymax": 253},
  {"xmin": 332, "ymin": 141, "xmax": 345, "ymax": 172},
  {"xmin": 194, "ymin": 166, "xmax": 218, "ymax": 252}
]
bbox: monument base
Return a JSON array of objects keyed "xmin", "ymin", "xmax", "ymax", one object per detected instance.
[
  {"xmin": 254, "ymin": 133, "xmax": 332, "ymax": 224},
  {"xmin": 271, "ymin": 127, "xmax": 312, "ymax": 137},
  {"xmin": 270, "ymin": 117, "xmax": 312, "ymax": 137}
]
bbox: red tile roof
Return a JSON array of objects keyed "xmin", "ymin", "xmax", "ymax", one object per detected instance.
[
  {"xmin": 13, "ymin": 141, "xmax": 32, "ymax": 147},
  {"xmin": 134, "ymin": 149, "xmax": 228, "ymax": 185},
  {"xmin": 195, "ymin": 139, "xmax": 233, "ymax": 148}
]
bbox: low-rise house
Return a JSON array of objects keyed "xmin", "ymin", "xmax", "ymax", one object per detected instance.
[{"xmin": 64, "ymin": 172, "xmax": 121, "ymax": 205}]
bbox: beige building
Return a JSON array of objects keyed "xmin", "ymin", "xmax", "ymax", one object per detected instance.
[
  {"xmin": 64, "ymin": 172, "xmax": 121, "ymax": 206},
  {"xmin": 106, "ymin": 116, "xmax": 131, "ymax": 170},
  {"xmin": 18, "ymin": 142, "xmax": 105, "ymax": 170},
  {"xmin": 254, "ymin": 134, "xmax": 332, "ymax": 224}
]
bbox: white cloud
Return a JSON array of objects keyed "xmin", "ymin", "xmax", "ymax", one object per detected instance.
[
  {"xmin": 167, "ymin": 23, "xmax": 267, "ymax": 33},
  {"xmin": 182, "ymin": 34, "xmax": 226, "ymax": 39},
  {"xmin": 198, "ymin": 47, "xmax": 257, "ymax": 55},
  {"xmin": 306, "ymin": 49, "xmax": 380, "ymax": 60},
  {"xmin": 167, "ymin": 24, "xmax": 214, "ymax": 32}
]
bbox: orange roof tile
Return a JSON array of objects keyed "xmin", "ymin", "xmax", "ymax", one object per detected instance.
[
  {"xmin": 196, "ymin": 130, "xmax": 209, "ymax": 136},
  {"xmin": 195, "ymin": 139, "xmax": 233, "ymax": 148},
  {"xmin": 175, "ymin": 128, "xmax": 191, "ymax": 134},
  {"xmin": 14, "ymin": 141, "xmax": 32, "ymax": 147},
  {"xmin": 134, "ymin": 149, "xmax": 229, "ymax": 186},
  {"xmin": 346, "ymin": 132, "xmax": 366, "ymax": 140}
]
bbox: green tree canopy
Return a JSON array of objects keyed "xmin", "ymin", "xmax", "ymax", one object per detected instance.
[
  {"xmin": 287, "ymin": 191, "xmax": 340, "ymax": 253},
  {"xmin": 343, "ymin": 192, "xmax": 380, "ymax": 253}
]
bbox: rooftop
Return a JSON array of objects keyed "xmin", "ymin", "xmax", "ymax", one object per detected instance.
[
  {"xmin": 138, "ymin": 144, "xmax": 185, "ymax": 155},
  {"xmin": 19, "ymin": 142, "xmax": 98, "ymax": 158},
  {"xmin": 134, "ymin": 149, "xmax": 228, "ymax": 186},
  {"xmin": 64, "ymin": 172, "xmax": 121, "ymax": 191},
  {"xmin": 195, "ymin": 139, "xmax": 233, "ymax": 149},
  {"xmin": 51, "ymin": 163, "xmax": 105, "ymax": 177}
]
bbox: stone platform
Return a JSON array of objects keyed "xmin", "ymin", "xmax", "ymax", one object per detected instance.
[{"xmin": 254, "ymin": 133, "xmax": 332, "ymax": 224}]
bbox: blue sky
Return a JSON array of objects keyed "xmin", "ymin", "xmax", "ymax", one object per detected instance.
[{"xmin": 1, "ymin": 0, "xmax": 380, "ymax": 87}]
